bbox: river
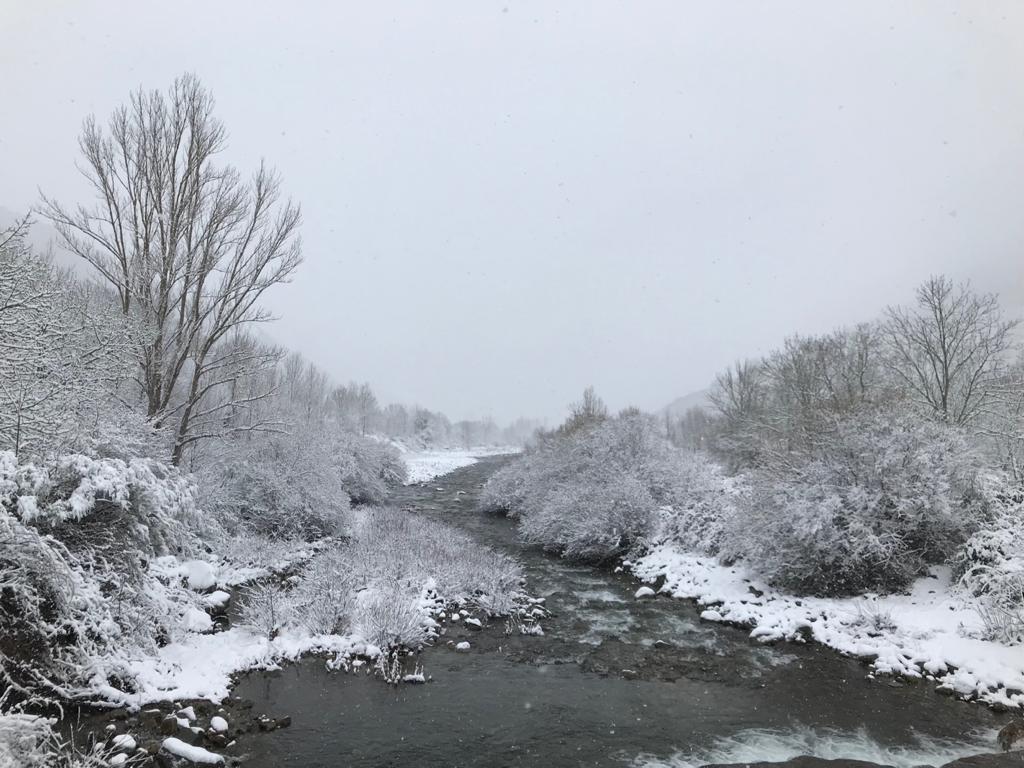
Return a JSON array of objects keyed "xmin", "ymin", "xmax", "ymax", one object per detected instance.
[{"xmin": 233, "ymin": 456, "xmax": 1006, "ymax": 767}]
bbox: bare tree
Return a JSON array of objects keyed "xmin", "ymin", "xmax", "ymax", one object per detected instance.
[
  {"xmin": 40, "ymin": 74, "xmax": 302, "ymax": 464},
  {"xmin": 884, "ymin": 276, "xmax": 1018, "ymax": 426}
]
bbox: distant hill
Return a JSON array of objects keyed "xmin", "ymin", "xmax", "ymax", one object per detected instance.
[
  {"xmin": 0, "ymin": 206, "xmax": 89, "ymax": 276},
  {"xmin": 662, "ymin": 388, "xmax": 712, "ymax": 417}
]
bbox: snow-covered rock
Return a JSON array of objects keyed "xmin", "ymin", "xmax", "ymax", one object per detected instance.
[
  {"xmin": 634, "ymin": 586, "xmax": 656, "ymax": 598},
  {"xmin": 455, "ymin": 641, "xmax": 471, "ymax": 651},
  {"xmin": 208, "ymin": 716, "xmax": 228, "ymax": 733},
  {"xmin": 202, "ymin": 591, "xmax": 231, "ymax": 610},
  {"xmin": 182, "ymin": 561, "xmax": 217, "ymax": 591},
  {"xmin": 110, "ymin": 734, "xmax": 136, "ymax": 751},
  {"xmin": 160, "ymin": 737, "xmax": 224, "ymax": 764}
]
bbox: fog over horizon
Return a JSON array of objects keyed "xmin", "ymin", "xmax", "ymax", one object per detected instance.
[{"xmin": 3, "ymin": 1, "xmax": 1023, "ymax": 424}]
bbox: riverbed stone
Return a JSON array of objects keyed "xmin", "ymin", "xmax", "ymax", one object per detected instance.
[
  {"xmin": 702, "ymin": 758, "xmax": 894, "ymax": 768},
  {"xmin": 942, "ymin": 753, "xmax": 1024, "ymax": 768}
]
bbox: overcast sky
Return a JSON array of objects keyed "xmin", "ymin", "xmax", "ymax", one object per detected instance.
[{"xmin": 3, "ymin": 2, "xmax": 1023, "ymax": 423}]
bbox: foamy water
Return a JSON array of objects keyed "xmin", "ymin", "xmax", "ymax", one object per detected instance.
[{"xmin": 633, "ymin": 726, "xmax": 998, "ymax": 768}]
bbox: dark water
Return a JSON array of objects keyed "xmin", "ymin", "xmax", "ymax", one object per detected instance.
[{"xmin": 234, "ymin": 457, "xmax": 1004, "ymax": 768}]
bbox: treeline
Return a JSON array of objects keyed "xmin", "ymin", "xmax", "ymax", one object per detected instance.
[{"xmin": 485, "ymin": 278, "xmax": 1024, "ymax": 643}]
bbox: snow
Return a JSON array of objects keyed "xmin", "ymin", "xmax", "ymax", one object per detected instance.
[
  {"xmin": 111, "ymin": 734, "xmax": 136, "ymax": 750},
  {"xmin": 634, "ymin": 586, "xmax": 656, "ymax": 599},
  {"xmin": 402, "ymin": 451, "xmax": 479, "ymax": 484},
  {"xmin": 401, "ymin": 446, "xmax": 519, "ymax": 484},
  {"xmin": 161, "ymin": 737, "xmax": 224, "ymax": 764},
  {"xmin": 202, "ymin": 590, "xmax": 231, "ymax": 609},
  {"xmin": 209, "ymin": 716, "xmax": 228, "ymax": 733},
  {"xmin": 630, "ymin": 544, "xmax": 1024, "ymax": 710},
  {"xmin": 182, "ymin": 560, "xmax": 217, "ymax": 591},
  {"xmin": 93, "ymin": 627, "xmax": 371, "ymax": 706},
  {"xmin": 455, "ymin": 641, "xmax": 471, "ymax": 651}
]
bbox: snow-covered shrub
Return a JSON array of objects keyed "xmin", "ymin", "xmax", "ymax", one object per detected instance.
[
  {"xmin": 344, "ymin": 508, "xmax": 522, "ymax": 614},
  {"xmin": 198, "ymin": 431, "xmax": 352, "ymax": 540},
  {"xmin": 238, "ymin": 582, "xmax": 294, "ymax": 640},
  {"xmin": 723, "ymin": 411, "xmax": 989, "ymax": 596},
  {"xmin": 233, "ymin": 508, "xmax": 521, "ymax": 650},
  {"xmin": 355, "ymin": 590, "xmax": 430, "ymax": 650},
  {"xmin": 200, "ymin": 429, "xmax": 406, "ymax": 540},
  {"xmin": 519, "ymin": 471, "xmax": 655, "ymax": 560},
  {"xmin": 651, "ymin": 452, "xmax": 739, "ymax": 556},
  {"xmin": 333, "ymin": 433, "xmax": 408, "ymax": 504},
  {"xmin": 956, "ymin": 491, "xmax": 1024, "ymax": 644},
  {"xmin": 483, "ymin": 411, "xmax": 690, "ymax": 561},
  {"xmin": 0, "ymin": 711, "xmax": 117, "ymax": 768},
  {"xmin": 0, "ymin": 450, "xmax": 203, "ymax": 704},
  {"xmin": 290, "ymin": 550, "xmax": 356, "ymax": 636}
]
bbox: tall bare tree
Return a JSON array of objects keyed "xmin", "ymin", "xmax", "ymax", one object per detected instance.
[
  {"xmin": 884, "ymin": 276, "xmax": 1018, "ymax": 426},
  {"xmin": 41, "ymin": 74, "xmax": 302, "ymax": 464}
]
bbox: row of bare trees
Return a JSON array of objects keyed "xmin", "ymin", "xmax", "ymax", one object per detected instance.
[{"xmin": 691, "ymin": 276, "xmax": 1022, "ymax": 477}]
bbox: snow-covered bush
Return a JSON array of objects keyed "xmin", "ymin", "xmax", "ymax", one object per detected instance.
[
  {"xmin": 333, "ymin": 433, "xmax": 407, "ymax": 504},
  {"xmin": 284, "ymin": 548, "xmax": 358, "ymax": 636},
  {"xmin": 956, "ymin": 491, "xmax": 1024, "ymax": 644},
  {"xmin": 200, "ymin": 430, "xmax": 406, "ymax": 539},
  {"xmin": 649, "ymin": 452, "xmax": 739, "ymax": 556},
  {"xmin": 0, "ymin": 711, "xmax": 117, "ymax": 768},
  {"xmin": 0, "ymin": 450, "xmax": 203, "ymax": 704},
  {"xmin": 483, "ymin": 411, "xmax": 691, "ymax": 561},
  {"xmin": 355, "ymin": 590, "xmax": 430, "ymax": 650},
  {"xmin": 0, "ymin": 222, "xmax": 135, "ymax": 461},
  {"xmin": 198, "ymin": 431, "xmax": 352, "ymax": 540},
  {"xmin": 722, "ymin": 411, "xmax": 989, "ymax": 596},
  {"xmin": 344, "ymin": 508, "xmax": 522, "ymax": 615},
  {"xmin": 238, "ymin": 582, "xmax": 294, "ymax": 640}
]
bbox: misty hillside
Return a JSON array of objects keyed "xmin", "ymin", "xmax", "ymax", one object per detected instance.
[{"xmin": 662, "ymin": 388, "xmax": 712, "ymax": 417}]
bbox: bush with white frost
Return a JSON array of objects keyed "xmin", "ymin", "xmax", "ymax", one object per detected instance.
[
  {"xmin": 722, "ymin": 410, "xmax": 988, "ymax": 596},
  {"xmin": 956, "ymin": 491, "xmax": 1024, "ymax": 644},
  {"xmin": 0, "ymin": 712, "xmax": 118, "ymax": 768},
  {"xmin": 0, "ymin": 450, "xmax": 204, "ymax": 704},
  {"xmin": 649, "ymin": 452, "xmax": 738, "ymax": 556},
  {"xmin": 483, "ymin": 410, "xmax": 691, "ymax": 561},
  {"xmin": 199, "ymin": 430, "xmax": 406, "ymax": 540}
]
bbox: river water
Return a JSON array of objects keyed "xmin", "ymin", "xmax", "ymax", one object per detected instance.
[{"xmin": 234, "ymin": 456, "xmax": 1005, "ymax": 768}]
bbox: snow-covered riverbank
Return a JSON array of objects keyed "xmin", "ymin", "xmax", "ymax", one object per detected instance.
[
  {"xmin": 629, "ymin": 545, "xmax": 1024, "ymax": 711},
  {"xmin": 401, "ymin": 446, "xmax": 519, "ymax": 484}
]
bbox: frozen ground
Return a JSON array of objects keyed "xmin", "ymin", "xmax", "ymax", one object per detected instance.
[
  {"xmin": 401, "ymin": 446, "xmax": 519, "ymax": 484},
  {"xmin": 630, "ymin": 544, "xmax": 1024, "ymax": 710}
]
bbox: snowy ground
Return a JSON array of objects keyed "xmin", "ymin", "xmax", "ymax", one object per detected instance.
[
  {"xmin": 629, "ymin": 544, "xmax": 1024, "ymax": 711},
  {"xmin": 94, "ymin": 627, "xmax": 373, "ymax": 706},
  {"xmin": 401, "ymin": 446, "xmax": 519, "ymax": 484}
]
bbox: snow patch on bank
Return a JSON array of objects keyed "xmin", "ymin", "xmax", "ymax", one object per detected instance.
[
  {"xmin": 401, "ymin": 446, "xmax": 519, "ymax": 484},
  {"xmin": 630, "ymin": 545, "xmax": 1024, "ymax": 710},
  {"xmin": 93, "ymin": 628, "xmax": 373, "ymax": 706},
  {"xmin": 633, "ymin": 726, "xmax": 998, "ymax": 768}
]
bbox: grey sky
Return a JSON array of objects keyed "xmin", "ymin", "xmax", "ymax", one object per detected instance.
[{"xmin": 3, "ymin": 2, "xmax": 1023, "ymax": 424}]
